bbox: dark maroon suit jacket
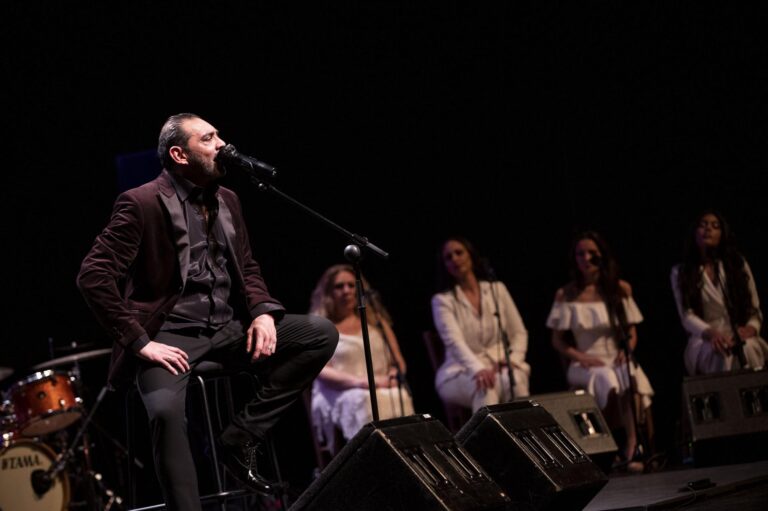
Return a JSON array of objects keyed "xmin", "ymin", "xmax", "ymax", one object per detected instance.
[{"xmin": 77, "ymin": 170, "xmax": 284, "ymax": 388}]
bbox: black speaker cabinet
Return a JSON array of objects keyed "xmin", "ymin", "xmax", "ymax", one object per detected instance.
[
  {"xmin": 456, "ymin": 401, "xmax": 608, "ymax": 511},
  {"xmin": 520, "ymin": 391, "xmax": 617, "ymax": 472},
  {"xmin": 290, "ymin": 414, "xmax": 510, "ymax": 511},
  {"xmin": 683, "ymin": 369, "xmax": 768, "ymax": 466}
]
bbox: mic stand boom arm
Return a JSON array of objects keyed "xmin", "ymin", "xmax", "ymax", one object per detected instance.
[
  {"xmin": 245, "ymin": 174, "xmax": 389, "ymax": 420},
  {"xmin": 248, "ymin": 177, "xmax": 388, "ymax": 260}
]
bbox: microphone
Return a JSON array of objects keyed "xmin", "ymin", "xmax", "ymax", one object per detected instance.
[
  {"xmin": 703, "ymin": 246, "xmax": 719, "ymax": 262},
  {"xmin": 365, "ymin": 288, "xmax": 382, "ymax": 309},
  {"xmin": 31, "ymin": 469, "xmax": 54, "ymax": 496},
  {"xmin": 480, "ymin": 257, "xmax": 498, "ymax": 281},
  {"xmin": 215, "ymin": 144, "xmax": 277, "ymax": 180},
  {"xmin": 31, "ymin": 450, "xmax": 66, "ymax": 496}
]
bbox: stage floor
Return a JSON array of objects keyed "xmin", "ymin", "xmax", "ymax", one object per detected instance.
[{"xmin": 585, "ymin": 460, "xmax": 768, "ymax": 510}]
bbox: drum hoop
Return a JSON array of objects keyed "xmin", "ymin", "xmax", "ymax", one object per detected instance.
[
  {"xmin": 12, "ymin": 370, "xmax": 71, "ymax": 389},
  {"xmin": 19, "ymin": 407, "xmax": 83, "ymax": 437},
  {"xmin": 0, "ymin": 439, "xmax": 71, "ymax": 509}
]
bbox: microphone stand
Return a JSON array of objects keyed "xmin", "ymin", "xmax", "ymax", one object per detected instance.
[
  {"xmin": 712, "ymin": 260, "xmax": 749, "ymax": 370},
  {"xmin": 240, "ymin": 171, "xmax": 389, "ymax": 421},
  {"xmin": 367, "ymin": 291, "xmax": 408, "ymax": 416},
  {"xmin": 485, "ymin": 265, "xmax": 515, "ymax": 399},
  {"xmin": 615, "ymin": 308, "xmax": 647, "ymax": 469}
]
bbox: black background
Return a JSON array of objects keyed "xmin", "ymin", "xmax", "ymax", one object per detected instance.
[{"xmin": 4, "ymin": 1, "xmax": 768, "ymax": 501}]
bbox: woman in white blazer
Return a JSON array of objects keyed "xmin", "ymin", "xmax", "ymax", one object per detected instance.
[
  {"xmin": 671, "ymin": 210, "xmax": 768, "ymax": 375},
  {"xmin": 431, "ymin": 236, "xmax": 530, "ymax": 412}
]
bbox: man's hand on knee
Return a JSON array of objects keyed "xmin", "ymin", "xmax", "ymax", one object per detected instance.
[
  {"xmin": 247, "ymin": 314, "xmax": 277, "ymax": 360},
  {"xmin": 137, "ymin": 341, "xmax": 190, "ymax": 375}
]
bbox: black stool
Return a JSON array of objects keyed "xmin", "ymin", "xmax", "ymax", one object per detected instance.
[{"xmin": 125, "ymin": 361, "xmax": 286, "ymax": 510}]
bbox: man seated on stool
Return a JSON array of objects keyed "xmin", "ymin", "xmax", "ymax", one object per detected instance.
[{"xmin": 77, "ymin": 113, "xmax": 338, "ymax": 511}]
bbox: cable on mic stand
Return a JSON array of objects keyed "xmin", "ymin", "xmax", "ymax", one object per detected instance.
[
  {"xmin": 483, "ymin": 259, "xmax": 515, "ymax": 400},
  {"xmin": 366, "ymin": 289, "xmax": 409, "ymax": 416},
  {"xmin": 712, "ymin": 260, "xmax": 750, "ymax": 370},
  {"xmin": 615, "ymin": 305, "xmax": 650, "ymax": 471},
  {"xmin": 344, "ymin": 245, "xmax": 381, "ymax": 420}
]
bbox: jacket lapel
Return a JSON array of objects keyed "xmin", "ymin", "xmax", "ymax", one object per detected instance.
[
  {"xmin": 217, "ymin": 195, "xmax": 240, "ymax": 270},
  {"xmin": 158, "ymin": 171, "xmax": 190, "ymax": 287}
]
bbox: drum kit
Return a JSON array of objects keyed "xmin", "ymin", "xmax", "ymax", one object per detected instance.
[{"xmin": 1, "ymin": 344, "xmax": 123, "ymax": 511}]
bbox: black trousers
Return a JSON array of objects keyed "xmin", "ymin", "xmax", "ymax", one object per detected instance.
[{"xmin": 136, "ymin": 314, "xmax": 338, "ymax": 511}]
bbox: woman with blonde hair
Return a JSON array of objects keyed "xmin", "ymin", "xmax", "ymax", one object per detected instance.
[{"xmin": 309, "ymin": 264, "xmax": 413, "ymax": 452}]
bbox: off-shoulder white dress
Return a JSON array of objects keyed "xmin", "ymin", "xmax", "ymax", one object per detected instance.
[{"xmin": 546, "ymin": 297, "xmax": 653, "ymax": 410}]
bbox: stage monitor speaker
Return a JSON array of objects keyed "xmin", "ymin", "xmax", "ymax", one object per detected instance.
[
  {"xmin": 290, "ymin": 414, "xmax": 510, "ymax": 511},
  {"xmin": 456, "ymin": 401, "xmax": 608, "ymax": 511},
  {"xmin": 520, "ymin": 390, "xmax": 618, "ymax": 472},
  {"xmin": 683, "ymin": 369, "xmax": 768, "ymax": 466}
]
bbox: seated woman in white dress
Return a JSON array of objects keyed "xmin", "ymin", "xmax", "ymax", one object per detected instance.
[
  {"xmin": 432, "ymin": 236, "xmax": 530, "ymax": 413},
  {"xmin": 309, "ymin": 264, "xmax": 413, "ymax": 453},
  {"xmin": 546, "ymin": 231, "xmax": 654, "ymax": 470},
  {"xmin": 671, "ymin": 210, "xmax": 768, "ymax": 375}
]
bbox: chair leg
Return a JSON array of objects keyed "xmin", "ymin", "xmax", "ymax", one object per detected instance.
[
  {"xmin": 125, "ymin": 389, "xmax": 137, "ymax": 509},
  {"xmin": 195, "ymin": 374, "xmax": 225, "ymax": 502},
  {"xmin": 265, "ymin": 436, "xmax": 289, "ymax": 508}
]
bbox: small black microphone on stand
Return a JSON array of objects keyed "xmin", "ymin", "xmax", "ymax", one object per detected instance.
[{"xmin": 31, "ymin": 468, "xmax": 54, "ymax": 495}]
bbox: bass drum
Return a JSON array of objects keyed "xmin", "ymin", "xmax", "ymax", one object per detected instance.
[{"xmin": 0, "ymin": 440, "xmax": 69, "ymax": 511}]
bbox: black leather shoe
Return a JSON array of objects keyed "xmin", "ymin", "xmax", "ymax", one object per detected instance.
[{"xmin": 219, "ymin": 440, "xmax": 275, "ymax": 494}]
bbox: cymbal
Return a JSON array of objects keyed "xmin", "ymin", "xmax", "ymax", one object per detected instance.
[
  {"xmin": 54, "ymin": 341, "xmax": 97, "ymax": 353},
  {"xmin": 0, "ymin": 367, "xmax": 12, "ymax": 381},
  {"xmin": 32, "ymin": 348, "xmax": 112, "ymax": 370}
]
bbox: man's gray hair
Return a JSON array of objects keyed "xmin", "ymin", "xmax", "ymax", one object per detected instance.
[{"xmin": 157, "ymin": 113, "xmax": 200, "ymax": 169}]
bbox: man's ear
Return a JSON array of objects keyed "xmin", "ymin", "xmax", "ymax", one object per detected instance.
[{"xmin": 169, "ymin": 145, "xmax": 188, "ymax": 165}]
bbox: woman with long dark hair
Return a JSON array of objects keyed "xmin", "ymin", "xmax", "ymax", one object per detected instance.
[
  {"xmin": 431, "ymin": 236, "xmax": 530, "ymax": 412},
  {"xmin": 546, "ymin": 231, "xmax": 654, "ymax": 470},
  {"xmin": 309, "ymin": 264, "xmax": 413, "ymax": 452},
  {"xmin": 671, "ymin": 211, "xmax": 768, "ymax": 374}
]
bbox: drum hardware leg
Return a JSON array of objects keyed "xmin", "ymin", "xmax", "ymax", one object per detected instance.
[
  {"xmin": 88, "ymin": 418, "xmax": 145, "ymax": 470},
  {"xmin": 31, "ymin": 386, "xmax": 112, "ymax": 508},
  {"xmin": 90, "ymin": 470, "xmax": 124, "ymax": 511}
]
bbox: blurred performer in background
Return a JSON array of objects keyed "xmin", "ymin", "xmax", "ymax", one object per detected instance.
[
  {"xmin": 77, "ymin": 113, "xmax": 337, "ymax": 511},
  {"xmin": 309, "ymin": 264, "xmax": 413, "ymax": 452},
  {"xmin": 671, "ymin": 210, "xmax": 768, "ymax": 375},
  {"xmin": 546, "ymin": 231, "xmax": 653, "ymax": 471},
  {"xmin": 431, "ymin": 236, "xmax": 530, "ymax": 413}
]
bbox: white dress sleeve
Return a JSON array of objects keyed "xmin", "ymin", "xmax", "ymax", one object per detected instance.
[
  {"xmin": 671, "ymin": 264, "xmax": 711, "ymax": 338},
  {"xmin": 622, "ymin": 296, "xmax": 643, "ymax": 324},
  {"xmin": 743, "ymin": 260, "xmax": 763, "ymax": 333},
  {"xmin": 546, "ymin": 300, "xmax": 573, "ymax": 331},
  {"xmin": 431, "ymin": 292, "xmax": 486, "ymax": 375}
]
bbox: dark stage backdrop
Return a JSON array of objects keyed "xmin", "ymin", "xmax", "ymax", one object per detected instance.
[{"xmin": 4, "ymin": 1, "xmax": 768, "ymax": 499}]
